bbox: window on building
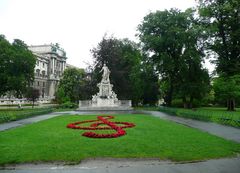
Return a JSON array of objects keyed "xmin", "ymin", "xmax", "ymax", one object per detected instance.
[
  {"xmin": 36, "ymin": 69, "xmax": 40, "ymax": 76},
  {"xmin": 42, "ymin": 89, "xmax": 45, "ymax": 98},
  {"xmin": 42, "ymin": 71, "xmax": 45, "ymax": 77},
  {"xmin": 43, "ymin": 82, "xmax": 45, "ymax": 87},
  {"xmin": 37, "ymin": 81, "xmax": 40, "ymax": 86},
  {"xmin": 43, "ymin": 62, "xmax": 45, "ymax": 68}
]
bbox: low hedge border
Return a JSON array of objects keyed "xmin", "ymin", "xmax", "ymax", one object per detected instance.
[
  {"xmin": 159, "ymin": 107, "xmax": 240, "ymax": 128},
  {"xmin": 0, "ymin": 108, "xmax": 54, "ymax": 124}
]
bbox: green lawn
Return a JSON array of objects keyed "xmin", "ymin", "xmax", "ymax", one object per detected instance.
[
  {"xmin": 157, "ymin": 107, "xmax": 240, "ymax": 127},
  {"xmin": 0, "ymin": 114, "xmax": 239, "ymax": 165}
]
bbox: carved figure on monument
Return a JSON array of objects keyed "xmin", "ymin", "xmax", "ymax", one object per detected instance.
[
  {"xmin": 100, "ymin": 64, "xmax": 110, "ymax": 83},
  {"xmin": 92, "ymin": 95, "xmax": 97, "ymax": 103}
]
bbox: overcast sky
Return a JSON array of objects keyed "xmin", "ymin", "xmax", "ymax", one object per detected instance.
[{"xmin": 0, "ymin": 0, "xmax": 215, "ymax": 71}]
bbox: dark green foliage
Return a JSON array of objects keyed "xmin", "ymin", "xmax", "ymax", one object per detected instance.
[
  {"xmin": 56, "ymin": 68, "xmax": 85, "ymax": 103},
  {"xmin": 91, "ymin": 36, "xmax": 144, "ymax": 105},
  {"xmin": 141, "ymin": 59, "xmax": 159, "ymax": 105},
  {"xmin": 171, "ymin": 99, "xmax": 202, "ymax": 108},
  {"xmin": 198, "ymin": 0, "xmax": 240, "ymax": 76},
  {"xmin": 0, "ymin": 108, "xmax": 54, "ymax": 124},
  {"xmin": 25, "ymin": 87, "xmax": 40, "ymax": 108},
  {"xmin": 59, "ymin": 101, "xmax": 78, "ymax": 109},
  {"xmin": 138, "ymin": 9, "xmax": 210, "ymax": 107},
  {"xmin": 213, "ymin": 75, "xmax": 240, "ymax": 111},
  {"xmin": 0, "ymin": 35, "xmax": 36, "ymax": 97},
  {"xmin": 159, "ymin": 106, "xmax": 240, "ymax": 127},
  {"xmin": 55, "ymin": 87, "xmax": 70, "ymax": 104},
  {"xmin": 198, "ymin": 0, "xmax": 240, "ymax": 110}
]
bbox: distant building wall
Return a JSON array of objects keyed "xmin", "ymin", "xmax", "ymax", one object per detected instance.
[{"xmin": 29, "ymin": 44, "xmax": 67, "ymax": 99}]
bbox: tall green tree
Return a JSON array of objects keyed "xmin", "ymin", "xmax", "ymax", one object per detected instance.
[
  {"xmin": 0, "ymin": 35, "xmax": 36, "ymax": 97},
  {"xmin": 0, "ymin": 35, "xmax": 12, "ymax": 96},
  {"xmin": 141, "ymin": 58, "xmax": 159, "ymax": 105},
  {"xmin": 91, "ymin": 36, "xmax": 143, "ymax": 105},
  {"xmin": 198, "ymin": 0, "xmax": 240, "ymax": 110},
  {"xmin": 213, "ymin": 75, "xmax": 240, "ymax": 111},
  {"xmin": 57, "ymin": 68, "xmax": 85, "ymax": 103},
  {"xmin": 198, "ymin": 0, "xmax": 240, "ymax": 76},
  {"xmin": 138, "ymin": 9, "xmax": 210, "ymax": 107},
  {"xmin": 25, "ymin": 87, "xmax": 40, "ymax": 108}
]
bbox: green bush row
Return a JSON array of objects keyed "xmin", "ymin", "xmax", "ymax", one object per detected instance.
[
  {"xmin": 159, "ymin": 107, "xmax": 240, "ymax": 128},
  {"xmin": 58, "ymin": 101, "xmax": 78, "ymax": 109},
  {"xmin": 0, "ymin": 108, "xmax": 54, "ymax": 124}
]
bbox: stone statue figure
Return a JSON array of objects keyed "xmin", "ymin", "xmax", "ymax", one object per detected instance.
[{"xmin": 100, "ymin": 64, "xmax": 110, "ymax": 82}]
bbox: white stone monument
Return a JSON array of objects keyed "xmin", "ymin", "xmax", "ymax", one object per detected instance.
[{"xmin": 78, "ymin": 64, "xmax": 132, "ymax": 110}]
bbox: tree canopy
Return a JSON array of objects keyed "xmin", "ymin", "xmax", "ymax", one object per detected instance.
[
  {"xmin": 213, "ymin": 75, "xmax": 240, "ymax": 111},
  {"xmin": 138, "ymin": 8, "xmax": 210, "ymax": 108},
  {"xmin": 198, "ymin": 0, "xmax": 240, "ymax": 76},
  {"xmin": 0, "ymin": 35, "xmax": 36, "ymax": 97},
  {"xmin": 56, "ymin": 68, "xmax": 85, "ymax": 103},
  {"xmin": 90, "ymin": 36, "xmax": 145, "ymax": 105},
  {"xmin": 198, "ymin": 0, "xmax": 240, "ymax": 110}
]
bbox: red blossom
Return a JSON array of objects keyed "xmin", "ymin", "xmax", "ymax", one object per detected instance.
[{"xmin": 67, "ymin": 115, "xmax": 135, "ymax": 138}]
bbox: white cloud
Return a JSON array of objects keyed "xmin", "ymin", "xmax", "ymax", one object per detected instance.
[{"xmin": 0, "ymin": 0, "xmax": 197, "ymax": 68}]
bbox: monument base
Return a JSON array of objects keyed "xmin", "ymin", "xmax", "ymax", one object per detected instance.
[
  {"xmin": 78, "ymin": 99, "xmax": 133, "ymax": 111},
  {"xmin": 77, "ymin": 106, "xmax": 133, "ymax": 111}
]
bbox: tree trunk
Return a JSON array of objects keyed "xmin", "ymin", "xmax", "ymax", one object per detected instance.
[
  {"xmin": 32, "ymin": 99, "xmax": 35, "ymax": 108},
  {"xmin": 165, "ymin": 83, "xmax": 173, "ymax": 107},
  {"xmin": 188, "ymin": 96, "xmax": 193, "ymax": 109},
  {"xmin": 183, "ymin": 97, "xmax": 187, "ymax": 108},
  {"xmin": 227, "ymin": 98, "xmax": 235, "ymax": 111}
]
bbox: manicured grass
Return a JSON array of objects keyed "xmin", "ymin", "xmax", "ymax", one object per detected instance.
[
  {"xmin": 0, "ymin": 114, "xmax": 239, "ymax": 165},
  {"xmin": 0, "ymin": 108, "xmax": 54, "ymax": 124},
  {"xmin": 158, "ymin": 107, "xmax": 240, "ymax": 128}
]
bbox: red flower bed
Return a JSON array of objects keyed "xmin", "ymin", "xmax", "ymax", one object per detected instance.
[{"xmin": 67, "ymin": 115, "xmax": 135, "ymax": 138}]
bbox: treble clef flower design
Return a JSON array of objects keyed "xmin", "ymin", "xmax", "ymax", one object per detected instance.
[{"xmin": 67, "ymin": 116, "xmax": 135, "ymax": 138}]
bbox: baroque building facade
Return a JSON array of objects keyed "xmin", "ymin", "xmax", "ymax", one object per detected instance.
[{"xmin": 29, "ymin": 44, "xmax": 67, "ymax": 100}]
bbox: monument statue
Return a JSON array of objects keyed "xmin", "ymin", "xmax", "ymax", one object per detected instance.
[
  {"xmin": 78, "ymin": 63, "xmax": 132, "ymax": 110},
  {"xmin": 100, "ymin": 63, "xmax": 110, "ymax": 83},
  {"xmin": 94, "ymin": 64, "xmax": 117, "ymax": 100}
]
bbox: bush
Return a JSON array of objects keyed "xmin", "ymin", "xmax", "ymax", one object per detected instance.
[
  {"xmin": 59, "ymin": 102, "xmax": 78, "ymax": 109},
  {"xmin": 171, "ymin": 98, "xmax": 203, "ymax": 108},
  {"xmin": 0, "ymin": 108, "xmax": 54, "ymax": 124},
  {"xmin": 159, "ymin": 106, "xmax": 240, "ymax": 128},
  {"xmin": 171, "ymin": 99, "xmax": 183, "ymax": 108}
]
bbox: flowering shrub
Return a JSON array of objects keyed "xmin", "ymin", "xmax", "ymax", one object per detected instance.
[{"xmin": 67, "ymin": 115, "xmax": 135, "ymax": 138}]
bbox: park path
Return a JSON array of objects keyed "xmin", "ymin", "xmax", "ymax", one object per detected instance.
[
  {"xmin": 0, "ymin": 157, "xmax": 240, "ymax": 173},
  {"xmin": 1, "ymin": 110, "xmax": 240, "ymax": 173}
]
